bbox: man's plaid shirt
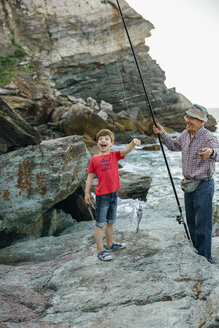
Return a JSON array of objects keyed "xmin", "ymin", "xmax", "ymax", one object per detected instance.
[{"xmin": 161, "ymin": 126, "xmax": 219, "ymax": 180}]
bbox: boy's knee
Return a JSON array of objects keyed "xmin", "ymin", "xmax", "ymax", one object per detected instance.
[
  {"xmin": 106, "ymin": 222, "xmax": 114, "ymax": 226},
  {"xmin": 95, "ymin": 223, "xmax": 104, "ymax": 229}
]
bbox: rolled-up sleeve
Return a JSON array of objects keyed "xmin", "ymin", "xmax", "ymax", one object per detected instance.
[
  {"xmin": 208, "ymin": 135, "xmax": 219, "ymax": 161},
  {"xmin": 160, "ymin": 131, "xmax": 182, "ymax": 151}
]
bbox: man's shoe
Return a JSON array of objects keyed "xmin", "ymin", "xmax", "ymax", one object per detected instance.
[
  {"xmin": 98, "ymin": 250, "xmax": 113, "ymax": 261},
  {"xmin": 105, "ymin": 242, "xmax": 126, "ymax": 252}
]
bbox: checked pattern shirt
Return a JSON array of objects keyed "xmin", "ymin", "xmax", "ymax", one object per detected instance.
[{"xmin": 160, "ymin": 126, "xmax": 219, "ymax": 180}]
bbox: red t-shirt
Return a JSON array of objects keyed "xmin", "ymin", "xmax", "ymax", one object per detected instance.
[{"xmin": 88, "ymin": 150, "xmax": 125, "ymax": 195}]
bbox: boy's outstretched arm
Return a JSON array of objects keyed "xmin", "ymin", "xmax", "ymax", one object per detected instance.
[
  {"xmin": 120, "ymin": 138, "xmax": 141, "ymax": 157},
  {"xmin": 84, "ymin": 173, "xmax": 95, "ymax": 204}
]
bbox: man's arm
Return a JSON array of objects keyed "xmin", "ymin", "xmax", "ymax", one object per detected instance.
[
  {"xmin": 84, "ymin": 173, "xmax": 95, "ymax": 204},
  {"xmin": 120, "ymin": 138, "xmax": 141, "ymax": 157},
  {"xmin": 153, "ymin": 123, "xmax": 182, "ymax": 151}
]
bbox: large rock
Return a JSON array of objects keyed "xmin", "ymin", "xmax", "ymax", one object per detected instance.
[
  {"xmin": 0, "ymin": 215, "xmax": 218, "ymax": 327},
  {"xmin": 114, "ymin": 131, "xmax": 156, "ymax": 144},
  {"xmin": 60, "ymin": 102, "xmax": 113, "ymax": 138},
  {"xmin": 0, "ymin": 97, "xmax": 41, "ymax": 154},
  {"xmin": 0, "ymin": 136, "xmax": 90, "ymax": 233},
  {"xmin": 119, "ymin": 171, "xmax": 152, "ymax": 199},
  {"xmin": 90, "ymin": 171, "xmax": 152, "ymax": 200}
]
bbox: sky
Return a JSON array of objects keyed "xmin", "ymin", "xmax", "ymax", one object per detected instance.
[{"xmin": 126, "ymin": 0, "xmax": 219, "ymax": 109}]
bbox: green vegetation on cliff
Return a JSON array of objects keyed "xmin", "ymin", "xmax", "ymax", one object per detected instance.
[{"xmin": 0, "ymin": 31, "xmax": 32, "ymax": 87}]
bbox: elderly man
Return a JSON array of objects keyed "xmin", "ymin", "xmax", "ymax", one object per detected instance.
[{"xmin": 153, "ymin": 104, "xmax": 219, "ymax": 263}]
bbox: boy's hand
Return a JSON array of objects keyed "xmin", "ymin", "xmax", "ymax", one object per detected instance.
[
  {"xmin": 84, "ymin": 193, "xmax": 90, "ymax": 204},
  {"xmin": 132, "ymin": 138, "xmax": 141, "ymax": 146},
  {"xmin": 120, "ymin": 138, "xmax": 141, "ymax": 156}
]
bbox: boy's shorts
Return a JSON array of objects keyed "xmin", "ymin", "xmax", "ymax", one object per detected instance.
[{"xmin": 95, "ymin": 191, "xmax": 118, "ymax": 227}]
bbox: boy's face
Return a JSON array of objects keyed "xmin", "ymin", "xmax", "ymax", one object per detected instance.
[{"xmin": 97, "ymin": 135, "xmax": 113, "ymax": 154}]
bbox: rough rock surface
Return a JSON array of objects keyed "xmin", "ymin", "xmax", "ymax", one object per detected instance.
[
  {"xmin": 0, "ymin": 98, "xmax": 41, "ymax": 154},
  {"xmin": 60, "ymin": 102, "xmax": 113, "ymax": 138},
  {"xmin": 0, "ymin": 210, "xmax": 218, "ymax": 328},
  {"xmin": 118, "ymin": 171, "xmax": 152, "ymax": 199},
  {"xmin": 0, "ymin": 136, "xmax": 90, "ymax": 233}
]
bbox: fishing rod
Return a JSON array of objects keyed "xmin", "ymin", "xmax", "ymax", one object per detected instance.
[{"xmin": 115, "ymin": 0, "xmax": 190, "ymax": 241}]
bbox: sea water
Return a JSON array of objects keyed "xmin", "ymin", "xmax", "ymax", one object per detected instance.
[{"xmin": 115, "ymin": 108, "xmax": 219, "ymax": 229}]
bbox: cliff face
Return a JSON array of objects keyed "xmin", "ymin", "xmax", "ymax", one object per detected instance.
[{"xmin": 1, "ymin": 0, "xmax": 213, "ymax": 128}]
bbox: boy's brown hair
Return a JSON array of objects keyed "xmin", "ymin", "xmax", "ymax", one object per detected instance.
[{"xmin": 96, "ymin": 129, "xmax": 115, "ymax": 142}]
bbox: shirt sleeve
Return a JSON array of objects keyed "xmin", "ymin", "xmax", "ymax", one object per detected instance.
[
  {"xmin": 115, "ymin": 150, "xmax": 125, "ymax": 160},
  {"xmin": 160, "ymin": 131, "xmax": 183, "ymax": 151},
  {"xmin": 207, "ymin": 134, "xmax": 219, "ymax": 161}
]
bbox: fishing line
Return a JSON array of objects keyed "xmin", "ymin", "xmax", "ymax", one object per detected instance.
[
  {"xmin": 102, "ymin": 1, "xmax": 145, "ymax": 231},
  {"xmin": 102, "ymin": 0, "xmax": 136, "ymax": 135},
  {"xmin": 114, "ymin": 0, "xmax": 190, "ymax": 240}
]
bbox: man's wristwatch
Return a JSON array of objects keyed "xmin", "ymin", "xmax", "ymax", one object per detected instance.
[{"xmin": 210, "ymin": 149, "xmax": 214, "ymax": 157}]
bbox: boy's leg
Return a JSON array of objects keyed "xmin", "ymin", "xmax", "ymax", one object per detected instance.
[
  {"xmin": 105, "ymin": 191, "xmax": 117, "ymax": 247},
  {"xmin": 94, "ymin": 226, "xmax": 104, "ymax": 252},
  {"xmin": 105, "ymin": 191, "xmax": 126, "ymax": 251},
  {"xmin": 95, "ymin": 225, "xmax": 112, "ymax": 261},
  {"xmin": 95, "ymin": 194, "xmax": 113, "ymax": 260},
  {"xmin": 105, "ymin": 223, "xmax": 114, "ymax": 247}
]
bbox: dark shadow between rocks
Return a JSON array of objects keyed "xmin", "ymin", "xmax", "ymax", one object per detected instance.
[
  {"xmin": 54, "ymin": 186, "xmax": 95, "ymax": 222},
  {"xmin": 0, "ymin": 187, "xmax": 95, "ymax": 249}
]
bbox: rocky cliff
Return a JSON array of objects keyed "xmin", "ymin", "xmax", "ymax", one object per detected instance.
[{"xmin": 0, "ymin": 0, "xmax": 216, "ymax": 154}]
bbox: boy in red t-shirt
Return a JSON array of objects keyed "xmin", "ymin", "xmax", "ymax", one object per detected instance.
[{"xmin": 84, "ymin": 129, "xmax": 141, "ymax": 261}]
